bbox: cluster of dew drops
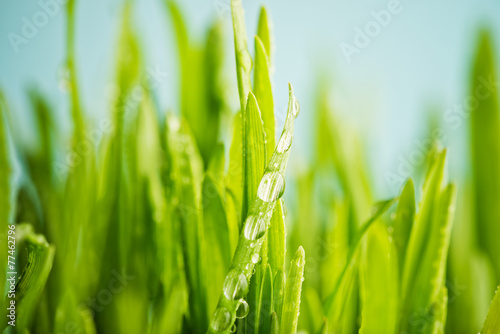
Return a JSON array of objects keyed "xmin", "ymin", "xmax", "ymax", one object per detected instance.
[{"xmin": 210, "ymin": 94, "xmax": 299, "ymax": 332}]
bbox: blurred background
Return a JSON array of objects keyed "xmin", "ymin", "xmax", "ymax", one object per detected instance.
[{"xmin": 1, "ymin": 0, "xmax": 500, "ymax": 197}]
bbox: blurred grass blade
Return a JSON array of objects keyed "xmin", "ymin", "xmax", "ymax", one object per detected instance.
[
  {"xmin": 170, "ymin": 117, "xmax": 208, "ymax": 332},
  {"xmin": 324, "ymin": 197, "xmax": 396, "ymax": 317},
  {"xmin": 256, "ymin": 6, "xmax": 273, "ymax": 65},
  {"xmin": 360, "ymin": 222, "xmax": 399, "ymax": 334},
  {"xmin": 393, "ymin": 179, "xmax": 415, "ymax": 272},
  {"xmin": 230, "ymin": 0, "xmax": 252, "ymax": 112},
  {"xmin": 270, "ymin": 311, "xmax": 279, "ymax": 334},
  {"xmin": 281, "ymin": 246, "xmax": 305, "ymax": 334},
  {"xmin": 482, "ymin": 286, "xmax": 500, "ymax": 334},
  {"xmin": 470, "ymin": 30, "xmax": 500, "ymax": 282},
  {"xmin": 272, "ymin": 268, "xmax": 285, "ymax": 324}
]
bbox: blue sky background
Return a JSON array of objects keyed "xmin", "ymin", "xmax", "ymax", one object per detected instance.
[{"xmin": 1, "ymin": 0, "xmax": 500, "ymax": 196}]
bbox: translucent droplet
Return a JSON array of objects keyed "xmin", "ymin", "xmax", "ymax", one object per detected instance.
[
  {"xmin": 292, "ymin": 96, "xmax": 300, "ymax": 118},
  {"xmin": 235, "ymin": 299, "xmax": 249, "ymax": 318},
  {"xmin": 230, "ymin": 324, "xmax": 237, "ymax": 333},
  {"xmin": 257, "ymin": 171, "xmax": 286, "ymax": 202},
  {"xmin": 243, "ymin": 215, "xmax": 266, "ymax": 240},
  {"xmin": 251, "ymin": 253, "xmax": 261, "ymax": 264},
  {"xmin": 211, "ymin": 307, "xmax": 231, "ymax": 331},
  {"xmin": 277, "ymin": 130, "xmax": 293, "ymax": 153},
  {"xmin": 223, "ymin": 271, "xmax": 248, "ymax": 300}
]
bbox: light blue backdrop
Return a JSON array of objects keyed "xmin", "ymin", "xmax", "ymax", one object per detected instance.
[{"xmin": 1, "ymin": 0, "xmax": 499, "ymax": 196}]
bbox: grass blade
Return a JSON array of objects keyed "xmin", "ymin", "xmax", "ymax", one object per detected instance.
[
  {"xmin": 359, "ymin": 222, "xmax": 399, "ymax": 334},
  {"xmin": 281, "ymin": 246, "xmax": 306, "ymax": 334},
  {"xmin": 207, "ymin": 84, "xmax": 299, "ymax": 334},
  {"xmin": 482, "ymin": 286, "xmax": 500, "ymax": 334},
  {"xmin": 230, "ymin": 0, "xmax": 252, "ymax": 112}
]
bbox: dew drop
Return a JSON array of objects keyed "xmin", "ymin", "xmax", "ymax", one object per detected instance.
[
  {"xmin": 276, "ymin": 130, "xmax": 293, "ymax": 153},
  {"xmin": 251, "ymin": 253, "xmax": 261, "ymax": 264},
  {"xmin": 235, "ymin": 299, "xmax": 249, "ymax": 319},
  {"xmin": 292, "ymin": 96, "xmax": 300, "ymax": 118},
  {"xmin": 58, "ymin": 64, "xmax": 71, "ymax": 93},
  {"xmin": 243, "ymin": 215, "xmax": 266, "ymax": 240},
  {"xmin": 230, "ymin": 324, "xmax": 237, "ymax": 333},
  {"xmin": 211, "ymin": 307, "xmax": 231, "ymax": 331},
  {"xmin": 223, "ymin": 271, "xmax": 248, "ymax": 300},
  {"xmin": 257, "ymin": 171, "xmax": 285, "ymax": 202}
]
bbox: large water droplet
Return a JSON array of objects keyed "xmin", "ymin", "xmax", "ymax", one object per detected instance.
[
  {"xmin": 223, "ymin": 271, "xmax": 248, "ymax": 300},
  {"xmin": 251, "ymin": 253, "xmax": 261, "ymax": 264},
  {"xmin": 243, "ymin": 215, "xmax": 266, "ymax": 240},
  {"xmin": 292, "ymin": 96, "xmax": 300, "ymax": 118},
  {"xmin": 236, "ymin": 299, "xmax": 249, "ymax": 319},
  {"xmin": 257, "ymin": 171, "xmax": 286, "ymax": 202},
  {"xmin": 276, "ymin": 130, "xmax": 293, "ymax": 153},
  {"xmin": 211, "ymin": 307, "xmax": 231, "ymax": 331}
]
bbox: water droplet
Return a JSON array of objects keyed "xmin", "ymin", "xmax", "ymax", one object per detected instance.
[
  {"xmin": 257, "ymin": 171, "xmax": 285, "ymax": 202},
  {"xmin": 243, "ymin": 215, "xmax": 266, "ymax": 240},
  {"xmin": 211, "ymin": 307, "xmax": 231, "ymax": 331},
  {"xmin": 292, "ymin": 96, "xmax": 300, "ymax": 118},
  {"xmin": 223, "ymin": 271, "xmax": 248, "ymax": 300},
  {"xmin": 235, "ymin": 299, "xmax": 249, "ymax": 318},
  {"xmin": 230, "ymin": 324, "xmax": 237, "ymax": 333},
  {"xmin": 251, "ymin": 253, "xmax": 261, "ymax": 264},
  {"xmin": 276, "ymin": 130, "xmax": 293, "ymax": 153}
]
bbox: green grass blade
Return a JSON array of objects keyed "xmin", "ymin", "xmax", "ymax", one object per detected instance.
[
  {"xmin": 230, "ymin": 0, "xmax": 252, "ymax": 112},
  {"xmin": 281, "ymin": 246, "xmax": 306, "ymax": 334},
  {"xmin": 482, "ymin": 286, "xmax": 500, "ymax": 334},
  {"xmin": 207, "ymin": 84, "xmax": 299, "ymax": 334},
  {"xmin": 359, "ymin": 222, "xmax": 399, "ymax": 334},
  {"xmin": 470, "ymin": 30, "xmax": 500, "ymax": 281},
  {"xmin": 254, "ymin": 36, "xmax": 275, "ymax": 159},
  {"xmin": 11, "ymin": 231, "xmax": 55, "ymax": 332},
  {"xmin": 272, "ymin": 268, "xmax": 285, "ymax": 324},
  {"xmin": 0, "ymin": 93, "xmax": 14, "ymax": 307},
  {"xmin": 323, "ymin": 197, "xmax": 397, "ymax": 317},
  {"xmin": 242, "ymin": 92, "xmax": 267, "ymax": 220},
  {"xmin": 257, "ymin": 264, "xmax": 273, "ymax": 334},
  {"xmin": 170, "ymin": 117, "xmax": 207, "ymax": 332},
  {"xmin": 267, "ymin": 200, "xmax": 285, "ymax": 277},
  {"xmin": 203, "ymin": 173, "xmax": 233, "ymax": 315},
  {"xmin": 270, "ymin": 311, "xmax": 279, "ymax": 334},
  {"xmin": 256, "ymin": 6, "xmax": 273, "ymax": 65},
  {"xmin": 228, "ymin": 111, "xmax": 243, "ymax": 225},
  {"xmin": 393, "ymin": 179, "xmax": 415, "ymax": 272}
]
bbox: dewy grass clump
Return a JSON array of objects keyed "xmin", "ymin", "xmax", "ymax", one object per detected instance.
[{"xmin": 1, "ymin": 0, "xmax": 500, "ymax": 333}]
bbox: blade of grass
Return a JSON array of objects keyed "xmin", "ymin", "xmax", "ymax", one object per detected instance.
[
  {"xmin": 482, "ymin": 286, "xmax": 500, "ymax": 334},
  {"xmin": 230, "ymin": 0, "xmax": 252, "ymax": 112},
  {"xmin": 281, "ymin": 246, "xmax": 306, "ymax": 334},
  {"xmin": 359, "ymin": 222, "xmax": 399, "ymax": 334},
  {"xmin": 207, "ymin": 84, "xmax": 299, "ymax": 334}
]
